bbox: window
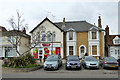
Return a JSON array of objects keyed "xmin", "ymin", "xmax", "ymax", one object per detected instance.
[
  {"xmin": 118, "ymin": 50, "xmax": 120, "ymax": 54},
  {"xmin": 53, "ymin": 32, "xmax": 55, "ymax": 42},
  {"xmin": 81, "ymin": 46, "xmax": 84, "ymax": 53},
  {"xmin": 92, "ymin": 45, "xmax": 97, "ymax": 55},
  {"xmin": 92, "ymin": 32, "xmax": 96, "ymax": 39},
  {"xmin": 69, "ymin": 32, "xmax": 73, "ymax": 40},
  {"xmin": 115, "ymin": 50, "xmax": 117, "ymax": 54},
  {"xmin": 37, "ymin": 32, "xmax": 40, "ymax": 42},
  {"xmin": 47, "ymin": 31, "xmax": 51, "ymax": 41},
  {"xmin": 69, "ymin": 46, "xmax": 73, "ymax": 55},
  {"xmin": 41, "ymin": 31, "xmax": 46, "ymax": 41}
]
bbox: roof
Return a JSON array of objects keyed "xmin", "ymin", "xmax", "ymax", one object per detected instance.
[
  {"xmin": 3, "ymin": 30, "xmax": 30, "ymax": 39},
  {"xmin": 105, "ymin": 35, "xmax": 120, "ymax": 46},
  {"xmin": 30, "ymin": 17, "xmax": 104, "ymax": 33},
  {"xmin": 0, "ymin": 26, "xmax": 7, "ymax": 32},
  {"xmin": 55, "ymin": 21, "xmax": 104, "ymax": 32},
  {"xmin": 30, "ymin": 17, "xmax": 63, "ymax": 33}
]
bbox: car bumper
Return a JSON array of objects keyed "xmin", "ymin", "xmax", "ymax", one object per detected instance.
[
  {"xmin": 85, "ymin": 64, "xmax": 99, "ymax": 68},
  {"xmin": 66, "ymin": 65, "xmax": 81, "ymax": 69},
  {"xmin": 43, "ymin": 66, "xmax": 58, "ymax": 70},
  {"xmin": 104, "ymin": 64, "xmax": 118, "ymax": 68}
]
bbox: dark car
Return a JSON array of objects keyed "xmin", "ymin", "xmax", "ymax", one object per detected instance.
[
  {"xmin": 43, "ymin": 55, "xmax": 62, "ymax": 70},
  {"xmin": 101, "ymin": 57, "xmax": 119, "ymax": 69},
  {"xmin": 65, "ymin": 55, "xmax": 81, "ymax": 70},
  {"xmin": 82, "ymin": 56, "xmax": 99, "ymax": 69}
]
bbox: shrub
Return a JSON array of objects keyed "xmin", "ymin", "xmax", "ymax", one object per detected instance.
[{"xmin": 6, "ymin": 53, "xmax": 36, "ymax": 68}]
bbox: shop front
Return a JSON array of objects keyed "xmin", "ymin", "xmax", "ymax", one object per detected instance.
[{"xmin": 33, "ymin": 43, "xmax": 61, "ymax": 60}]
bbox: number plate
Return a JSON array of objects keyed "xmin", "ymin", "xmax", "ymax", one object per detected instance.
[
  {"xmin": 72, "ymin": 66, "xmax": 76, "ymax": 68},
  {"xmin": 109, "ymin": 66, "xmax": 115, "ymax": 67}
]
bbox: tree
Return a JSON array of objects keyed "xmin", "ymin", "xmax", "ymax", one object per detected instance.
[
  {"xmin": 6, "ymin": 10, "xmax": 28, "ymax": 56},
  {"xmin": 7, "ymin": 10, "xmax": 46, "ymax": 56}
]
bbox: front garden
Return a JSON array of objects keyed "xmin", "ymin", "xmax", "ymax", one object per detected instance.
[{"xmin": 2, "ymin": 53, "xmax": 42, "ymax": 72}]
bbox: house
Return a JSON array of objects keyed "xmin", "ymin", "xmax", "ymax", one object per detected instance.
[
  {"xmin": 55, "ymin": 16, "xmax": 105, "ymax": 59},
  {"xmin": 30, "ymin": 18, "xmax": 64, "ymax": 59},
  {"xmin": 30, "ymin": 16, "xmax": 105, "ymax": 59},
  {"xmin": 0, "ymin": 28, "xmax": 30, "ymax": 59},
  {"xmin": 105, "ymin": 25, "xmax": 120, "ymax": 60}
]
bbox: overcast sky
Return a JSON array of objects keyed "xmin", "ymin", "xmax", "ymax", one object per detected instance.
[{"xmin": 0, "ymin": 0, "xmax": 119, "ymax": 35}]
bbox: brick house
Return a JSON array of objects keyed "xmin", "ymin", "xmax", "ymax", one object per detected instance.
[
  {"xmin": 55, "ymin": 16, "xmax": 105, "ymax": 59},
  {"xmin": 105, "ymin": 25, "xmax": 120, "ymax": 60}
]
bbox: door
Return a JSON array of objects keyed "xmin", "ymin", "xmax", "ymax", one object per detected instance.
[{"xmin": 56, "ymin": 47, "xmax": 61, "ymax": 55}]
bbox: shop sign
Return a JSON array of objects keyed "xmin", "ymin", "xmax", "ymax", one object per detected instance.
[{"xmin": 42, "ymin": 43, "xmax": 51, "ymax": 47}]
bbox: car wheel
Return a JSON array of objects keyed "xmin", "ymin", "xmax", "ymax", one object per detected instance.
[
  {"xmin": 79, "ymin": 67, "xmax": 81, "ymax": 70},
  {"xmin": 57, "ymin": 67, "xmax": 59, "ymax": 70},
  {"xmin": 66, "ymin": 66, "xmax": 68, "ymax": 70}
]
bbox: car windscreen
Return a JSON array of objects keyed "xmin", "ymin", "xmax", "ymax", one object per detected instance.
[
  {"xmin": 85, "ymin": 57, "xmax": 97, "ymax": 61},
  {"xmin": 105, "ymin": 57, "xmax": 116, "ymax": 61},
  {"xmin": 67, "ymin": 56, "xmax": 79, "ymax": 61},
  {"xmin": 46, "ymin": 56, "xmax": 58, "ymax": 61}
]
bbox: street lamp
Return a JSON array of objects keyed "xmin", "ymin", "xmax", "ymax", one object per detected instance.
[{"xmin": 50, "ymin": 33, "xmax": 53, "ymax": 54}]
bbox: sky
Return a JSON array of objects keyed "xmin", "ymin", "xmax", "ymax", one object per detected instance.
[{"xmin": 0, "ymin": 0, "xmax": 119, "ymax": 35}]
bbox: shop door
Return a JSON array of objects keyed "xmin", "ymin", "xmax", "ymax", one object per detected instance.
[{"xmin": 56, "ymin": 47, "xmax": 61, "ymax": 55}]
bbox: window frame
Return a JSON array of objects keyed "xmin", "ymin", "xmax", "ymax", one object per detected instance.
[
  {"xmin": 69, "ymin": 31, "xmax": 73, "ymax": 40},
  {"xmin": 69, "ymin": 46, "xmax": 73, "ymax": 55}
]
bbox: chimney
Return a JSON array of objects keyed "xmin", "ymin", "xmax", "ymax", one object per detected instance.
[
  {"xmin": 23, "ymin": 27, "xmax": 26, "ymax": 34},
  {"xmin": 98, "ymin": 16, "xmax": 102, "ymax": 28},
  {"xmin": 62, "ymin": 18, "xmax": 65, "ymax": 29},
  {"xmin": 105, "ymin": 25, "xmax": 109, "ymax": 36}
]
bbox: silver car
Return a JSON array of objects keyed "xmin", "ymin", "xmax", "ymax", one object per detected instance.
[
  {"xmin": 43, "ymin": 55, "xmax": 62, "ymax": 70},
  {"xmin": 82, "ymin": 56, "xmax": 99, "ymax": 69}
]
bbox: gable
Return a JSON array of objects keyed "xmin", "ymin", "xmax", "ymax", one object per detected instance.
[
  {"xmin": 89, "ymin": 26, "xmax": 99, "ymax": 31},
  {"xmin": 30, "ymin": 18, "xmax": 63, "ymax": 33}
]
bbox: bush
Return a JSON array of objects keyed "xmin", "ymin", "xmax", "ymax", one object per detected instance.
[{"xmin": 5, "ymin": 53, "xmax": 36, "ymax": 68}]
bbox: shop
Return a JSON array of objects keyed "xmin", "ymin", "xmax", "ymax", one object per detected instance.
[{"xmin": 33, "ymin": 43, "xmax": 61, "ymax": 59}]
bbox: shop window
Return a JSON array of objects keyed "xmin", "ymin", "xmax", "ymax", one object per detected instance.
[
  {"xmin": 69, "ymin": 32, "xmax": 73, "ymax": 40},
  {"xmin": 47, "ymin": 31, "xmax": 51, "ymax": 41},
  {"xmin": 41, "ymin": 31, "xmax": 46, "ymax": 41},
  {"xmin": 92, "ymin": 45, "xmax": 97, "ymax": 55},
  {"xmin": 69, "ymin": 46, "xmax": 73, "ymax": 55},
  {"xmin": 92, "ymin": 32, "xmax": 97, "ymax": 39},
  {"xmin": 53, "ymin": 32, "xmax": 55, "ymax": 42}
]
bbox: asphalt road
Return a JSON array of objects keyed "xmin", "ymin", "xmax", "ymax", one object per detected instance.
[{"xmin": 2, "ymin": 63, "xmax": 119, "ymax": 78}]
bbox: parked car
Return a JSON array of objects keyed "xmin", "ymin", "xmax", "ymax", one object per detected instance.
[
  {"xmin": 65, "ymin": 55, "xmax": 81, "ymax": 70},
  {"xmin": 43, "ymin": 54, "xmax": 62, "ymax": 70},
  {"xmin": 101, "ymin": 57, "xmax": 119, "ymax": 69},
  {"xmin": 82, "ymin": 56, "xmax": 99, "ymax": 69}
]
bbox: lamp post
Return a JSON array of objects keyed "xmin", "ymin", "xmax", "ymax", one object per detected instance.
[{"xmin": 50, "ymin": 33, "xmax": 53, "ymax": 54}]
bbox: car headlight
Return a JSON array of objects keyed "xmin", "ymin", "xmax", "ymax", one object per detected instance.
[
  {"xmin": 44, "ymin": 63, "xmax": 47, "ymax": 66},
  {"xmin": 52, "ymin": 63, "xmax": 58, "ymax": 66},
  {"xmin": 67, "ymin": 62, "xmax": 70, "ymax": 65},
  {"xmin": 85, "ymin": 62, "xmax": 89, "ymax": 65},
  {"xmin": 78, "ymin": 62, "xmax": 81, "ymax": 65}
]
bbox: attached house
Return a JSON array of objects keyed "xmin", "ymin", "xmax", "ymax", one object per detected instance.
[
  {"xmin": 30, "ymin": 16, "xmax": 105, "ymax": 59},
  {"xmin": 105, "ymin": 25, "xmax": 120, "ymax": 60},
  {"xmin": 55, "ymin": 16, "xmax": 105, "ymax": 59},
  {"xmin": 0, "ymin": 28, "xmax": 30, "ymax": 59},
  {"xmin": 30, "ymin": 18, "xmax": 64, "ymax": 59}
]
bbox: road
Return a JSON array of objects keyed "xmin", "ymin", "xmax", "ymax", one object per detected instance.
[{"xmin": 2, "ymin": 63, "xmax": 119, "ymax": 78}]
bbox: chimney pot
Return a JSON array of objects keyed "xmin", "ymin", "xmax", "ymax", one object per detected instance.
[
  {"xmin": 105, "ymin": 25, "xmax": 109, "ymax": 35},
  {"xmin": 98, "ymin": 16, "xmax": 102, "ymax": 28},
  {"xmin": 23, "ymin": 27, "xmax": 26, "ymax": 34}
]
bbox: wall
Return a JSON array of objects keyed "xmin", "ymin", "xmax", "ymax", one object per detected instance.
[{"xmin": 77, "ymin": 32, "xmax": 88, "ymax": 57}]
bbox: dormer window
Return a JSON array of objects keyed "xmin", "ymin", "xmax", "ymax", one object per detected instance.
[
  {"xmin": 69, "ymin": 32, "xmax": 73, "ymax": 40},
  {"xmin": 115, "ymin": 39, "xmax": 120, "ymax": 44},
  {"xmin": 92, "ymin": 32, "xmax": 97, "ymax": 39}
]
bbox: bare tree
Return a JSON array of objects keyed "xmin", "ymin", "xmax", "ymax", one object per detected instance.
[{"xmin": 7, "ymin": 10, "xmax": 28, "ymax": 56}]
